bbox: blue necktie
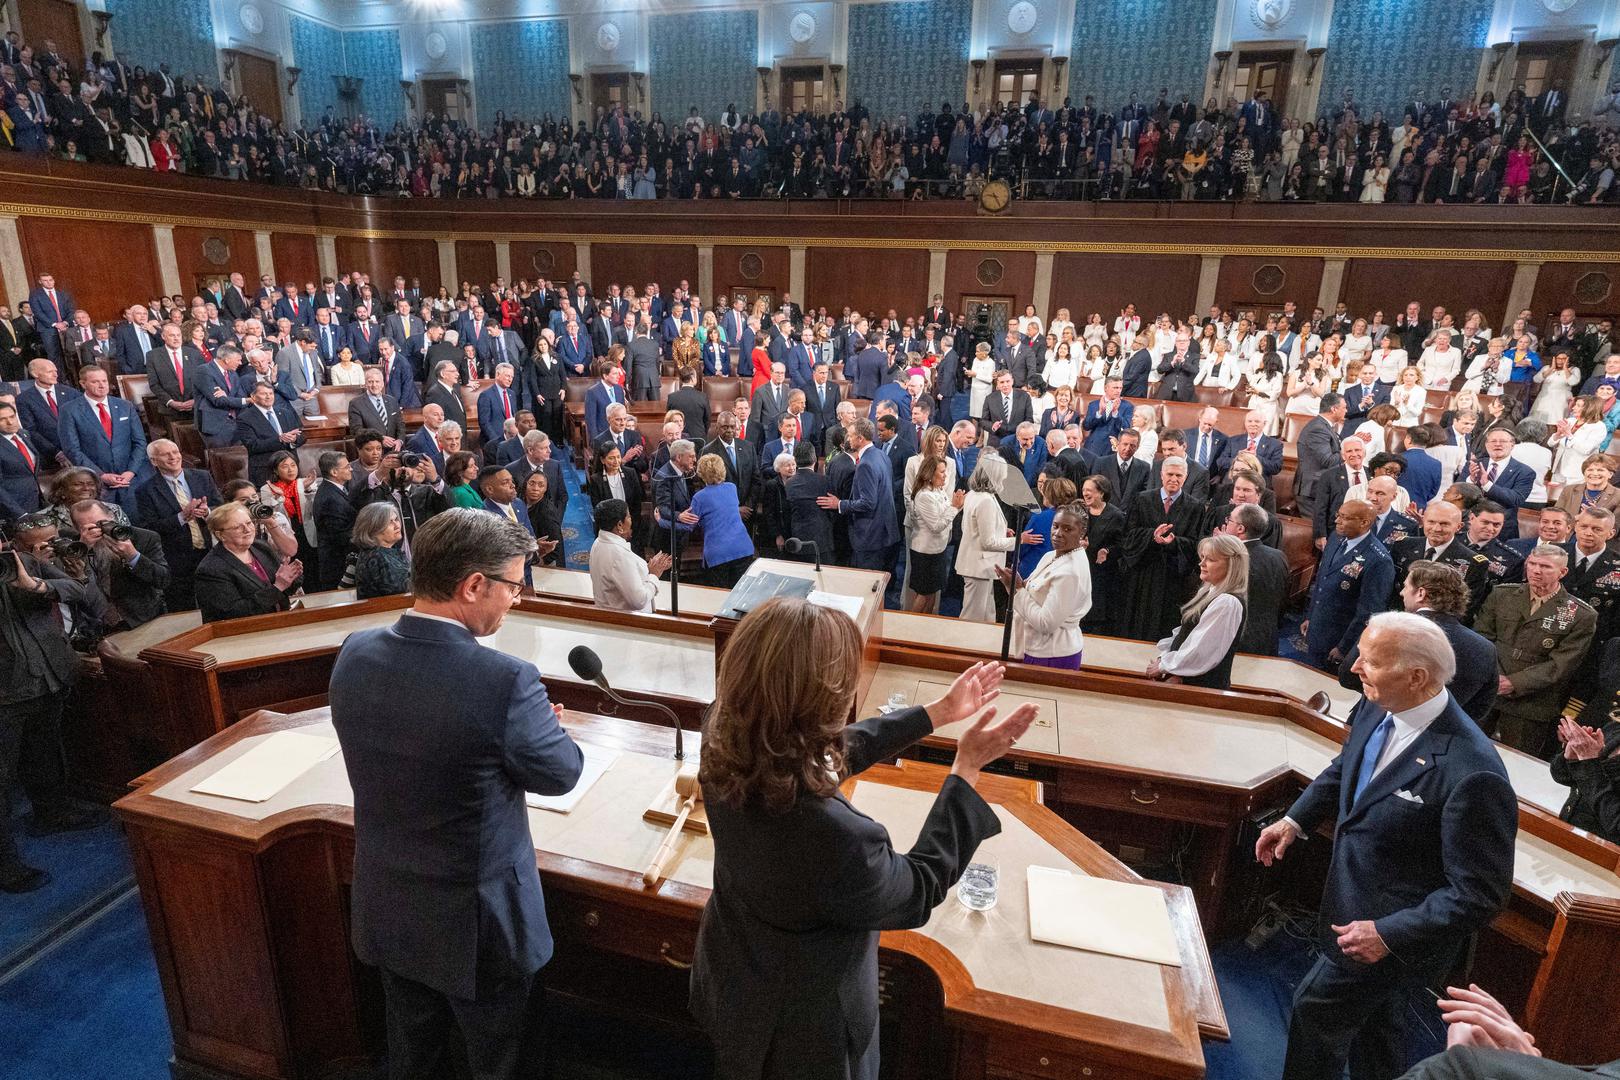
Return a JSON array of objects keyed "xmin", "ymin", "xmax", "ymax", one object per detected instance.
[{"xmin": 1352, "ymin": 713, "xmax": 1396, "ymax": 806}]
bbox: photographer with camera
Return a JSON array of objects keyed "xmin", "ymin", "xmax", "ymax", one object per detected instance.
[
  {"xmin": 0, "ymin": 523, "xmax": 106, "ymax": 893},
  {"xmin": 8, "ymin": 516, "xmax": 109, "ymax": 653},
  {"xmin": 67, "ymin": 499, "xmax": 170, "ymax": 631},
  {"xmin": 354, "ymin": 442, "xmax": 447, "ymax": 553},
  {"xmin": 192, "ymin": 500, "xmax": 303, "ymax": 623}
]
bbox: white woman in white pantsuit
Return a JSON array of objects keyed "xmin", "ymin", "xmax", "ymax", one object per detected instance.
[{"xmin": 954, "ymin": 458, "xmax": 1015, "ymax": 623}]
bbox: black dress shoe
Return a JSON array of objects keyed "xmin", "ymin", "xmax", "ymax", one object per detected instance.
[
  {"xmin": 0, "ymin": 863, "xmax": 50, "ymax": 893},
  {"xmin": 25, "ymin": 805, "xmax": 110, "ymax": 837}
]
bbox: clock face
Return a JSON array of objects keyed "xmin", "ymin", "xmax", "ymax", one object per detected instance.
[
  {"xmin": 789, "ymin": 12, "xmax": 817, "ymax": 44},
  {"xmin": 424, "ymin": 30, "xmax": 447, "ymax": 61},
  {"xmin": 1007, "ymin": 1, "xmax": 1039, "ymax": 36},
  {"xmin": 238, "ymin": 3, "xmax": 264, "ymax": 36},
  {"xmin": 981, "ymin": 180, "xmax": 1011, "ymax": 211},
  {"xmin": 596, "ymin": 21, "xmax": 621, "ymax": 54}
]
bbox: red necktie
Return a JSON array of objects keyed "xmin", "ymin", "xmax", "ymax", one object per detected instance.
[
  {"xmin": 1353, "ymin": 469, "xmax": 1363, "ymax": 486},
  {"xmin": 1248, "ymin": 437, "xmax": 1257, "ymax": 452},
  {"xmin": 98, "ymin": 401, "xmax": 113, "ymax": 440},
  {"xmin": 1164, "ymin": 496, "xmax": 1173, "ymax": 514},
  {"xmin": 362, "ymin": 325, "xmax": 369, "ymax": 341},
  {"xmin": 501, "ymin": 389, "xmax": 511, "ymax": 419},
  {"xmin": 45, "ymin": 389, "xmax": 57, "ymax": 416},
  {"xmin": 171, "ymin": 349, "xmax": 185, "ymax": 393},
  {"xmin": 10, "ymin": 435, "xmax": 33, "ymax": 471},
  {"xmin": 795, "ymin": 416, "xmax": 802, "ymax": 439}
]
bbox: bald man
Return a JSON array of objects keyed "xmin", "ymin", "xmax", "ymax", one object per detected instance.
[
  {"xmin": 1303, "ymin": 499, "xmax": 1395, "ymax": 672},
  {"xmin": 1386, "ymin": 500, "xmax": 1491, "ymax": 617}
]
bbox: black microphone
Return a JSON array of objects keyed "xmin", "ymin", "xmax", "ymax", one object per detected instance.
[
  {"xmin": 567, "ymin": 645, "xmax": 685, "ymax": 760},
  {"xmin": 783, "ymin": 537, "xmax": 822, "ymax": 571}
]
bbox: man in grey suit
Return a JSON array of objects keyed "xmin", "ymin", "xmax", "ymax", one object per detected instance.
[
  {"xmin": 384, "ymin": 299, "xmax": 423, "ymax": 360},
  {"xmin": 346, "ymin": 367, "xmax": 404, "ymax": 448},
  {"xmin": 330, "ymin": 510, "xmax": 583, "ymax": 1079},
  {"xmin": 751, "ymin": 362, "xmax": 792, "ymax": 437},
  {"xmin": 1225, "ymin": 503, "xmax": 1288, "ymax": 655},
  {"xmin": 274, "ymin": 329, "xmax": 324, "ymax": 417},
  {"xmin": 1294, "ymin": 393, "xmax": 1346, "ymax": 519},
  {"xmin": 625, "ymin": 321, "xmax": 662, "ymax": 401}
]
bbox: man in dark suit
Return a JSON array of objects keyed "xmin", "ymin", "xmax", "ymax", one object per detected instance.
[
  {"xmin": 1150, "ymin": 431, "xmax": 1209, "ymax": 502},
  {"xmin": 505, "ymin": 431, "xmax": 568, "ymax": 523},
  {"xmin": 1257, "ymin": 611, "xmax": 1516, "ymax": 1080},
  {"xmin": 1081, "ymin": 378, "xmax": 1135, "ymax": 458},
  {"xmin": 26, "ymin": 273, "xmax": 73, "ymax": 371},
  {"xmin": 594, "ymin": 406, "xmax": 649, "ymax": 479},
  {"xmin": 330, "ymin": 509, "xmax": 583, "ymax": 1079},
  {"xmin": 996, "ymin": 329, "xmax": 1039, "ymax": 389},
  {"xmin": 1119, "ymin": 336, "xmax": 1153, "ymax": 398},
  {"xmin": 16, "ymin": 358, "xmax": 77, "ymax": 462},
  {"xmin": 846, "ymin": 335, "xmax": 887, "ymax": 400},
  {"xmin": 348, "ymin": 367, "xmax": 405, "ymax": 447},
  {"xmin": 750, "ymin": 363, "xmax": 793, "ymax": 438},
  {"xmin": 981, "ymin": 371, "xmax": 1033, "ymax": 442},
  {"xmin": 312, "ymin": 452, "xmax": 358, "ymax": 592},
  {"xmin": 478, "ymin": 365, "xmax": 526, "ymax": 448},
  {"xmin": 235, "ymin": 382, "xmax": 307, "ymax": 484},
  {"xmin": 582, "ymin": 363, "xmax": 628, "ymax": 445},
  {"xmin": 275, "ymin": 283, "xmax": 315, "ymax": 329},
  {"xmin": 219, "ymin": 273, "xmax": 252, "ymax": 321},
  {"xmin": 1399, "ymin": 426, "xmax": 1444, "ymax": 510},
  {"xmin": 1215, "ymin": 411, "xmax": 1284, "ymax": 476},
  {"xmin": 1153, "ymin": 334, "xmax": 1199, "ymax": 402},
  {"xmin": 192, "ymin": 344, "xmax": 251, "ymax": 449},
  {"xmin": 1095, "ymin": 428, "xmax": 1151, "ymax": 507},
  {"xmin": 1223, "ymin": 503, "xmax": 1287, "ymax": 655},
  {"xmin": 425, "ymin": 361, "xmax": 468, "ymax": 433},
  {"xmin": 760, "ymin": 413, "xmax": 815, "ymax": 481},
  {"xmin": 1183, "ymin": 407, "xmax": 1228, "ymax": 474},
  {"xmin": 59, "ymin": 367, "xmax": 150, "ymax": 515},
  {"xmin": 1341, "ymin": 369, "xmax": 1391, "ymax": 438},
  {"xmin": 702, "ymin": 411, "xmax": 758, "ymax": 513},
  {"xmin": 804, "ymin": 365, "xmax": 842, "ymax": 434},
  {"xmin": 817, "ymin": 418, "xmax": 898, "ymax": 571},
  {"xmin": 67, "ymin": 503, "xmax": 170, "ymax": 630},
  {"xmin": 1467, "ymin": 428, "xmax": 1534, "ymax": 540},
  {"xmin": 1388, "ymin": 500, "xmax": 1491, "ymax": 617},
  {"xmin": 1313, "ymin": 437, "xmax": 1371, "ymax": 544},
  {"xmin": 475, "ymin": 321, "xmax": 524, "ymax": 381},
  {"xmin": 145, "ymin": 323, "xmax": 201, "ymax": 423},
  {"xmin": 1304, "ymin": 500, "xmax": 1395, "ymax": 672},
  {"xmin": 0, "ymin": 401, "xmax": 43, "ymax": 519},
  {"xmin": 1294, "ymin": 394, "xmax": 1346, "ymax": 519},
  {"xmin": 668, "ymin": 368, "xmax": 711, "ymax": 441},
  {"xmin": 133, "ymin": 438, "xmax": 221, "ymax": 612},
  {"xmin": 110, "ymin": 306, "xmax": 159, "ymax": 376}
]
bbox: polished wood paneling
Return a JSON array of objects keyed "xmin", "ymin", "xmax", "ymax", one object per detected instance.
[
  {"xmin": 270, "ymin": 232, "xmax": 320, "ymax": 289},
  {"xmin": 1530, "ymin": 260, "xmax": 1620, "ymax": 324},
  {"xmin": 334, "ymin": 237, "xmax": 439, "ymax": 294},
  {"xmin": 590, "ymin": 243, "xmax": 698, "ymax": 295},
  {"xmin": 233, "ymin": 52, "xmax": 283, "ymax": 126},
  {"xmin": 1051, "ymin": 253, "xmax": 1201, "ymax": 322},
  {"xmin": 17, "ymin": 217, "xmax": 159, "ymax": 320},
  {"xmin": 510, "ymin": 240, "xmax": 576, "ymax": 284},
  {"xmin": 1215, "ymin": 255, "xmax": 1325, "ymax": 313},
  {"xmin": 172, "ymin": 226, "xmax": 261, "ymax": 298},
  {"xmin": 17, "ymin": 0, "xmax": 84, "ymax": 73},
  {"xmin": 455, "ymin": 239, "xmax": 497, "ymax": 288},
  {"xmin": 714, "ymin": 245, "xmax": 789, "ymax": 302},
  {"xmin": 806, "ymin": 247, "xmax": 929, "ymax": 315},
  {"xmin": 1341, "ymin": 258, "xmax": 1516, "ymax": 327},
  {"xmin": 944, "ymin": 249, "xmax": 1036, "ymax": 316}
]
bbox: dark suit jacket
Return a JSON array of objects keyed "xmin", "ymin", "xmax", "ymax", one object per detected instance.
[
  {"xmin": 425, "ymin": 381, "xmax": 468, "ymax": 432},
  {"xmin": 804, "ymin": 380, "xmax": 842, "ymax": 433},
  {"xmin": 1238, "ymin": 539, "xmax": 1288, "ymax": 655},
  {"xmin": 1340, "ymin": 611, "xmax": 1498, "ymax": 724},
  {"xmin": 1151, "ymin": 458, "xmax": 1210, "ymax": 503},
  {"xmin": 134, "ymin": 468, "xmax": 221, "ymax": 579},
  {"xmin": 0, "ymin": 429, "xmax": 43, "ymax": 518},
  {"xmin": 93, "ymin": 524, "xmax": 170, "ymax": 628},
  {"xmin": 347, "ymin": 392, "xmax": 404, "ymax": 441},
  {"xmin": 1182, "ymin": 427, "xmax": 1229, "ymax": 473},
  {"xmin": 1400, "ymin": 1044, "xmax": 1620, "ymax": 1079},
  {"xmin": 1215, "ymin": 433, "xmax": 1284, "ymax": 476},
  {"xmin": 1294, "ymin": 414, "xmax": 1343, "ymax": 507},
  {"xmin": 0, "ymin": 557, "xmax": 85, "ymax": 705},
  {"xmin": 668, "ymin": 387, "xmax": 711, "ymax": 440},
  {"xmin": 235, "ymin": 402, "xmax": 307, "ymax": 483},
  {"xmin": 192, "ymin": 540, "xmax": 294, "ymax": 623},
  {"xmin": 702, "ymin": 438, "xmax": 759, "ymax": 505},
  {"xmin": 313, "ymin": 480, "xmax": 359, "ymax": 591},
  {"xmin": 1120, "ymin": 348, "xmax": 1153, "ymax": 397},
  {"xmin": 506, "ymin": 457, "xmax": 568, "ymax": 520},
  {"xmin": 1478, "ymin": 458, "xmax": 1535, "ymax": 540},
  {"xmin": 981, "ymin": 390, "xmax": 1034, "ymax": 439},
  {"xmin": 1285, "ymin": 693, "xmax": 1516, "ymax": 960},
  {"xmin": 691, "ymin": 707, "xmax": 999, "ymax": 1079},
  {"xmin": 1095, "ymin": 454, "xmax": 1151, "ymax": 506},
  {"xmin": 330, "ymin": 613, "xmax": 584, "ymax": 999}
]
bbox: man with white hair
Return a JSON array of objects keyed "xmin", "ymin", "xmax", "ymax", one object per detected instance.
[
  {"xmin": 1257, "ymin": 611, "xmax": 1517, "ymax": 1080},
  {"xmin": 405, "ymin": 403, "xmax": 447, "ymax": 473},
  {"xmin": 476, "ymin": 363, "xmax": 520, "ymax": 448}
]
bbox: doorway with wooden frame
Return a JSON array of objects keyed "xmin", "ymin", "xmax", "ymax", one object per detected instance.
[
  {"xmin": 422, "ymin": 78, "xmax": 469, "ymax": 123},
  {"xmin": 591, "ymin": 72, "xmax": 629, "ymax": 123},
  {"xmin": 1232, "ymin": 49, "xmax": 1293, "ymax": 118},
  {"xmin": 228, "ymin": 51, "xmax": 283, "ymax": 126}
]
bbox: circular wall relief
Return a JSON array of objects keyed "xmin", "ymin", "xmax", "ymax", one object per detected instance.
[
  {"xmin": 238, "ymin": 2, "xmax": 264, "ymax": 36},
  {"xmin": 1575, "ymin": 270, "xmax": 1612, "ymax": 306},
  {"xmin": 1541, "ymin": 0, "xmax": 1579, "ymax": 13},
  {"xmin": 789, "ymin": 11, "xmax": 817, "ymax": 44},
  {"xmin": 977, "ymin": 259, "xmax": 1005, "ymax": 287},
  {"xmin": 1252, "ymin": 263, "xmax": 1286, "ymax": 295},
  {"xmin": 530, "ymin": 248, "xmax": 556, "ymax": 276},
  {"xmin": 424, "ymin": 30, "xmax": 448, "ymax": 61},
  {"xmin": 595, "ymin": 21, "xmax": 621, "ymax": 54},
  {"xmin": 738, "ymin": 252, "xmax": 764, "ymax": 281},
  {"xmin": 202, "ymin": 237, "xmax": 231, "ymax": 266},
  {"xmin": 1007, "ymin": 1, "xmax": 1039, "ymax": 36},
  {"xmin": 1249, "ymin": 0, "xmax": 1293, "ymax": 31}
]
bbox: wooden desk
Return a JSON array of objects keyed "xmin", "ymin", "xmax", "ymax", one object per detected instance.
[{"xmin": 116, "ymin": 708, "xmax": 1221, "ymax": 1080}]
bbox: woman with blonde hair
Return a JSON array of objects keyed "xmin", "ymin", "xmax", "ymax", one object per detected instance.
[
  {"xmin": 1550, "ymin": 396, "xmax": 1611, "ymax": 494},
  {"xmin": 955, "ymin": 455, "xmax": 1017, "ymax": 622},
  {"xmin": 672, "ymin": 321, "xmax": 701, "ymax": 371},
  {"xmin": 1147, "ymin": 533, "xmax": 1249, "ymax": 690},
  {"xmin": 1390, "ymin": 365, "xmax": 1428, "ymax": 428},
  {"xmin": 692, "ymin": 600, "xmax": 1034, "ymax": 1080},
  {"xmin": 697, "ymin": 309, "xmax": 725, "ymax": 346}
]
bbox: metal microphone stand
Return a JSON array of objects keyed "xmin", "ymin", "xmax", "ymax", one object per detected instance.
[{"xmin": 596, "ymin": 678, "xmax": 685, "ymax": 760}]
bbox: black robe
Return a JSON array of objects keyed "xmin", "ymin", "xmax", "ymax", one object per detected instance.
[
  {"xmin": 1080, "ymin": 503, "xmax": 1127, "ymax": 636},
  {"xmin": 1118, "ymin": 491, "xmax": 1206, "ymax": 641}
]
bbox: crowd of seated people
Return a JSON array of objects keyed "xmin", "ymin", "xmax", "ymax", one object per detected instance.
[
  {"xmin": 2, "ymin": 25, "xmax": 1617, "ymax": 203},
  {"xmin": 2, "ymin": 259, "xmax": 1620, "ymax": 893}
]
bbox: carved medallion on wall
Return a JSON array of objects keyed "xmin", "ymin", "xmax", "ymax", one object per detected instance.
[
  {"xmin": 238, "ymin": 3, "xmax": 265, "ymax": 36},
  {"xmin": 738, "ymin": 252, "xmax": 764, "ymax": 280},
  {"xmin": 1575, "ymin": 270, "xmax": 1612, "ymax": 306},
  {"xmin": 424, "ymin": 31, "xmax": 448, "ymax": 61},
  {"xmin": 1540, "ymin": 0, "xmax": 1578, "ymax": 13},
  {"xmin": 596, "ymin": 22, "xmax": 621, "ymax": 55},
  {"xmin": 977, "ymin": 259, "xmax": 1005, "ymax": 287},
  {"xmin": 789, "ymin": 11, "xmax": 817, "ymax": 44},
  {"xmin": 1249, "ymin": 0, "xmax": 1293, "ymax": 31},
  {"xmin": 202, "ymin": 237, "xmax": 231, "ymax": 266},
  {"xmin": 1252, "ymin": 263, "xmax": 1286, "ymax": 295},
  {"xmin": 1006, "ymin": 1, "xmax": 1038, "ymax": 35},
  {"xmin": 530, "ymin": 247, "xmax": 556, "ymax": 275}
]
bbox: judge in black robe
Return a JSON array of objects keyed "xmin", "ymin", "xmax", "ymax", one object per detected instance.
[{"xmin": 1118, "ymin": 479, "xmax": 1205, "ymax": 641}]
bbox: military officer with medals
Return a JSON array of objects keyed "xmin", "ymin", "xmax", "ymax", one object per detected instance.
[
  {"xmin": 1366, "ymin": 476, "xmax": 1417, "ymax": 547},
  {"xmin": 1564, "ymin": 507, "xmax": 1620, "ymax": 698},
  {"xmin": 1387, "ymin": 499, "xmax": 1490, "ymax": 618},
  {"xmin": 1302, "ymin": 499, "xmax": 1395, "ymax": 673},
  {"xmin": 1475, "ymin": 543, "xmax": 1599, "ymax": 758},
  {"xmin": 1464, "ymin": 500, "xmax": 1524, "ymax": 588}
]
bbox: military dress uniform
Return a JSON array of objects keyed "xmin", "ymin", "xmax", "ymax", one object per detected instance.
[
  {"xmin": 1387, "ymin": 536, "xmax": 1491, "ymax": 617},
  {"xmin": 1474, "ymin": 585, "xmax": 1598, "ymax": 758},
  {"xmin": 1474, "ymin": 537, "xmax": 1525, "ymax": 588},
  {"xmin": 1564, "ymin": 547, "xmax": 1620, "ymax": 701},
  {"xmin": 1374, "ymin": 510, "xmax": 1418, "ymax": 548},
  {"xmin": 1304, "ymin": 532, "xmax": 1396, "ymax": 672}
]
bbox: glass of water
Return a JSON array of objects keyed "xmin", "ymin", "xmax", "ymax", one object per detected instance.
[{"xmin": 957, "ymin": 861, "xmax": 999, "ymax": 911}]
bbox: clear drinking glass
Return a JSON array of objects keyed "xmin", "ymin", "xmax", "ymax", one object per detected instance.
[{"xmin": 957, "ymin": 861, "xmax": 999, "ymax": 911}]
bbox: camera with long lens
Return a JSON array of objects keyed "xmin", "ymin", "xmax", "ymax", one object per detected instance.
[
  {"xmin": 247, "ymin": 500, "xmax": 276, "ymax": 521},
  {"xmin": 103, "ymin": 523, "xmax": 135, "ymax": 542},
  {"xmin": 49, "ymin": 537, "xmax": 91, "ymax": 560},
  {"xmin": 399, "ymin": 451, "xmax": 424, "ymax": 469}
]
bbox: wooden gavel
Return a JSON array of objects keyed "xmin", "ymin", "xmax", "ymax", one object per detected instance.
[{"xmin": 644, "ymin": 768, "xmax": 702, "ymax": 886}]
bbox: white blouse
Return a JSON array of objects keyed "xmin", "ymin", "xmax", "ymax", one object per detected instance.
[
  {"xmin": 1012, "ymin": 549, "xmax": 1092, "ymax": 659},
  {"xmin": 909, "ymin": 485, "xmax": 960, "ymax": 555},
  {"xmin": 1370, "ymin": 347, "xmax": 1409, "ymax": 384},
  {"xmin": 1155, "ymin": 592, "xmax": 1244, "ymax": 677}
]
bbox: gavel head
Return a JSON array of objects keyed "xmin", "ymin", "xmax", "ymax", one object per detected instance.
[{"xmin": 674, "ymin": 765, "xmax": 702, "ymax": 804}]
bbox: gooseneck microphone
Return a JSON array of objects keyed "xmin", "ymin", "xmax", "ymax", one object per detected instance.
[
  {"xmin": 783, "ymin": 537, "xmax": 825, "ymax": 591},
  {"xmin": 567, "ymin": 645, "xmax": 685, "ymax": 760}
]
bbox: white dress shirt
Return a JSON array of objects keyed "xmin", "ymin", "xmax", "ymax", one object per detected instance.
[
  {"xmin": 1011, "ymin": 548, "xmax": 1092, "ymax": 658},
  {"xmin": 590, "ymin": 531, "xmax": 660, "ymax": 612},
  {"xmin": 1154, "ymin": 592, "xmax": 1244, "ymax": 677}
]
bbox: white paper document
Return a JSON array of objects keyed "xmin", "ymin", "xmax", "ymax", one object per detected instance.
[
  {"xmin": 190, "ymin": 731, "xmax": 341, "ymax": 803},
  {"xmin": 526, "ymin": 744, "xmax": 621, "ymax": 813},
  {"xmin": 1026, "ymin": 865, "xmax": 1182, "ymax": 966},
  {"xmin": 807, "ymin": 591, "xmax": 864, "ymax": 620}
]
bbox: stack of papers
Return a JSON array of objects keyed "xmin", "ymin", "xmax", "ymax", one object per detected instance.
[
  {"xmin": 190, "ymin": 731, "xmax": 340, "ymax": 803},
  {"xmin": 1026, "ymin": 865, "xmax": 1182, "ymax": 966},
  {"xmin": 527, "ymin": 744, "xmax": 621, "ymax": 813},
  {"xmin": 808, "ymin": 591, "xmax": 864, "ymax": 620}
]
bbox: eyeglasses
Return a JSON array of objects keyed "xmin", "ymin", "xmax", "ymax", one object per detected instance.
[{"xmin": 484, "ymin": 574, "xmax": 526, "ymax": 598}]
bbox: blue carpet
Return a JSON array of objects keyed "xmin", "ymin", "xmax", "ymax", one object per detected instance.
[
  {"xmin": 0, "ymin": 813, "xmax": 132, "ymax": 972},
  {"xmin": 1204, "ymin": 934, "xmax": 1317, "ymax": 1080},
  {"xmin": 2, "ymin": 887, "xmax": 173, "ymax": 1080}
]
